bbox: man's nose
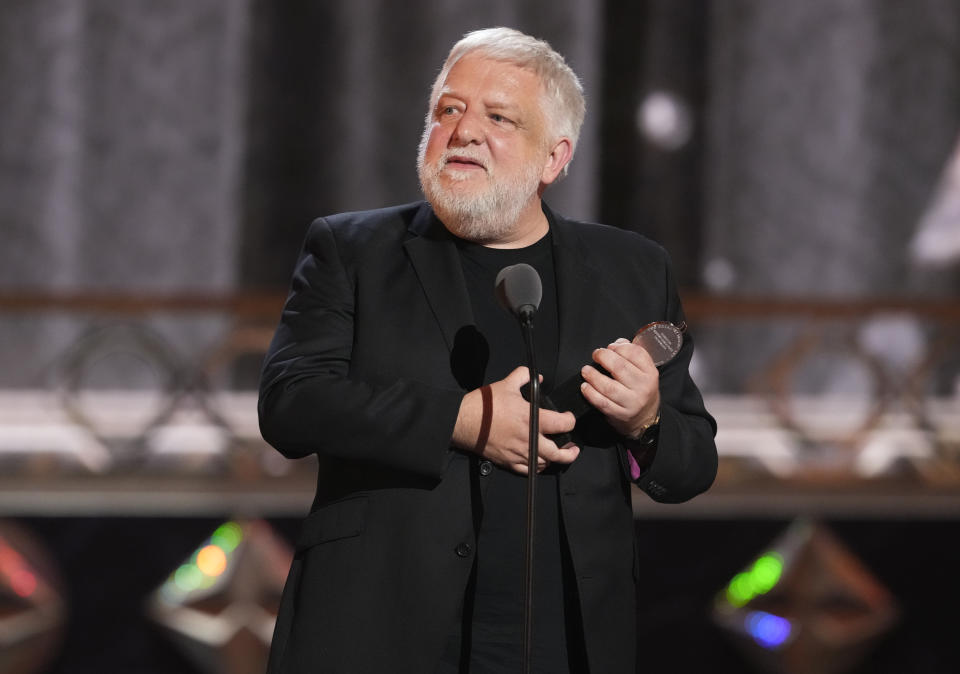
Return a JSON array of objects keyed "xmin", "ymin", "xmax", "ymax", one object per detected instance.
[{"xmin": 450, "ymin": 110, "xmax": 483, "ymax": 146}]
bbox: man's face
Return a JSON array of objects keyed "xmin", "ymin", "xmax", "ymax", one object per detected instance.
[{"xmin": 417, "ymin": 54, "xmax": 557, "ymax": 242}]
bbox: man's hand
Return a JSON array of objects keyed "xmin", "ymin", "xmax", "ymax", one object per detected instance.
[
  {"xmin": 580, "ymin": 338, "xmax": 661, "ymax": 438},
  {"xmin": 452, "ymin": 366, "xmax": 580, "ymax": 474}
]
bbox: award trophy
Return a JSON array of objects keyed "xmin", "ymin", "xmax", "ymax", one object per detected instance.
[
  {"xmin": 632, "ymin": 320, "xmax": 687, "ymax": 367},
  {"xmin": 538, "ymin": 321, "xmax": 687, "ymax": 444}
]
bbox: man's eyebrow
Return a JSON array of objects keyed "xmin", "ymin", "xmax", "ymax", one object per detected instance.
[
  {"xmin": 484, "ymin": 99, "xmax": 521, "ymax": 112},
  {"xmin": 436, "ymin": 88, "xmax": 464, "ymax": 101},
  {"xmin": 436, "ymin": 89, "xmax": 520, "ymax": 110}
]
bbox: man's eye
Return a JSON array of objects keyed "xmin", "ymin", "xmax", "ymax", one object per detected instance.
[
  {"xmin": 442, "ymin": 106, "xmax": 458, "ymax": 115},
  {"xmin": 491, "ymin": 114, "xmax": 505, "ymax": 123}
]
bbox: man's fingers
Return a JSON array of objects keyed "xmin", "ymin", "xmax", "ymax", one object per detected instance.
[
  {"xmin": 608, "ymin": 340, "xmax": 657, "ymax": 372},
  {"xmin": 475, "ymin": 367, "xmax": 584, "ymax": 475},
  {"xmin": 591, "ymin": 345, "xmax": 642, "ymax": 383},
  {"xmin": 499, "ymin": 434, "xmax": 580, "ymax": 472},
  {"xmin": 539, "ymin": 441, "xmax": 580, "ymax": 465},
  {"xmin": 584, "ymin": 342, "xmax": 660, "ymax": 409},
  {"xmin": 539, "ymin": 409, "xmax": 576, "ymax": 434},
  {"xmin": 581, "ymin": 364, "xmax": 629, "ymax": 407},
  {"xmin": 580, "ymin": 378, "xmax": 625, "ymax": 416}
]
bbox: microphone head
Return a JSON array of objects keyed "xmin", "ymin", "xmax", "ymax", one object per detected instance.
[{"xmin": 495, "ymin": 263, "xmax": 542, "ymax": 318}]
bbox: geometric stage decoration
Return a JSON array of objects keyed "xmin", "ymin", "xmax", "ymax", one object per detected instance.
[
  {"xmin": 0, "ymin": 521, "xmax": 65, "ymax": 674},
  {"xmin": 713, "ymin": 519, "xmax": 898, "ymax": 674},
  {"xmin": 911, "ymin": 133, "xmax": 960, "ymax": 268},
  {"xmin": 147, "ymin": 519, "xmax": 292, "ymax": 674}
]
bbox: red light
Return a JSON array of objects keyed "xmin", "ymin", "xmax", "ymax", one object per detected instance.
[{"xmin": 11, "ymin": 569, "xmax": 37, "ymax": 598}]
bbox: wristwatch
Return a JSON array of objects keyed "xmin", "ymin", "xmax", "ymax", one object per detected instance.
[
  {"xmin": 628, "ymin": 409, "xmax": 661, "ymax": 447},
  {"xmin": 621, "ymin": 409, "xmax": 661, "ymax": 474}
]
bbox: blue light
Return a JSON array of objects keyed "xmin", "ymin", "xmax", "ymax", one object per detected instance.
[{"xmin": 745, "ymin": 610, "xmax": 791, "ymax": 649}]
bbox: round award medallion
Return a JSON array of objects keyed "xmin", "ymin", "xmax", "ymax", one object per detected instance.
[{"xmin": 633, "ymin": 321, "xmax": 686, "ymax": 366}]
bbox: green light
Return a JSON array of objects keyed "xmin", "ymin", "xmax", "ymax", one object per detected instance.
[
  {"xmin": 174, "ymin": 564, "xmax": 203, "ymax": 593},
  {"xmin": 723, "ymin": 552, "xmax": 784, "ymax": 607},
  {"xmin": 211, "ymin": 522, "xmax": 243, "ymax": 553},
  {"xmin": 751, "ymin": 554, "xmax": 783, "ymax": 593},
  {"xmin": 726, "ymin": 573, "xmax": 752, "ymax": 606}
]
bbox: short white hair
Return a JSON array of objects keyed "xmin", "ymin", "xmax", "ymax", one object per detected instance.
[{"xmin": 427, "ymin": 27, "xmax": 586, "ymax": 162}]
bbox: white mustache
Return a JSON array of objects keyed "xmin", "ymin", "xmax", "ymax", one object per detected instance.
[{"xmin": 440, "ymin": 151, "xmax": 489, "ymax": 172}]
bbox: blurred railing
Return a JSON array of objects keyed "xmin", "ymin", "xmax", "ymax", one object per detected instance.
[{"xmin": 0, "ymin": 291, "xmax": 958, "ymax": 517}]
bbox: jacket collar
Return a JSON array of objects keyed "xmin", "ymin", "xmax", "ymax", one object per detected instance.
[
  {"xmin": 546, "ymin": 204, "xmax": 606, "ymax": 379},
  {"xmin": 403, "ymin": 200, "xmax": 601, "ymax": 380},
  {"xmin": 402, "ymin": 203, "xmax": 474, "ymax": 352}
]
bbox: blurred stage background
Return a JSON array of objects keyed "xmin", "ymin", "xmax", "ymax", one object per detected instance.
[{"xmin": 1, "ymin": 1, "xmax": 959, "ymax": 672}]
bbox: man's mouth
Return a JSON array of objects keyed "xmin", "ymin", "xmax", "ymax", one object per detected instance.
[{"xmin": 444, "ymin": 155, "xmax": 486, "ymax": 171}]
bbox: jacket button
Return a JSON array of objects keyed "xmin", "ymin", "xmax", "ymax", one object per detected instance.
[
  {"xmin": 455, "ymin": 542, "xmax": 473, "ymax": 558},
  {"xmin": 479, "ymin": 460, "xmax": 493, "ymax": 476}
]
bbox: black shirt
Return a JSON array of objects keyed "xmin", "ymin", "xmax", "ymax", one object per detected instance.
[{"xmin": 448, "ymin": 230, "xmax": 575, "ymax": 674}]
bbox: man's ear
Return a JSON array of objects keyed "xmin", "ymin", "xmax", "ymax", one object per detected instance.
[{"xmin": 540, "ymin": 137, "xmax": 574, "ymax": 185}]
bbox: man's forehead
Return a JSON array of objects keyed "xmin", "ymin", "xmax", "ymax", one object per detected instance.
[{"xmin": 436, "ymin": 55, "xmax": 543, "ymax": 102}]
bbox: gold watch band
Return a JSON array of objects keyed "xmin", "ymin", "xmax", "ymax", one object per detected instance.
[{"xmin": 631, "ymin": 408, "xmax": 661, "ymax": 441}]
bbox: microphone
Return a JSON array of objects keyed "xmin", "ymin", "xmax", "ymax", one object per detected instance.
[
  {"xmin": 495, "ymin": 263, "xmax": 542, "ymax": 321},
  {"xmin": 495, "ymin": 262, "xmax": 542, "ymax": 673}
]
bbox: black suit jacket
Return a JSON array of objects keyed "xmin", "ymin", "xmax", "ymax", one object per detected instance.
[{"xmin": 259, "ymin": 201, "xmax": 717, "ymax": 673}]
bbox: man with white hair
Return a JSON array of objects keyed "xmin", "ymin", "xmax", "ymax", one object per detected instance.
[{"xmin": 260, "ymin": 27, "xmax": 717, "ymax": 673}]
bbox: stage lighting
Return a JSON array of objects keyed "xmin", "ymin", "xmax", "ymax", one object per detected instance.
[
  {"xmin": 148, "ymin": 519, "xmax": 292, "ymax": 674},
  {"xmin": 0, "ymin": 521, "xmax": 65, "ymax": 674},
  {"xmin": 713, "ymin": 519, "xmax": 897, "ymax": 674}
]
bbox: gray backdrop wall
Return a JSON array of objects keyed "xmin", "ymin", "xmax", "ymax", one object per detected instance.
[{"xmin": 1, "ymin": 0, "xmax": 958, "ymax": 389}]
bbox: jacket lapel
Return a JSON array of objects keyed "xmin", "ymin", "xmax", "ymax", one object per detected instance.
[
  {"xmin": 546, "ymin": 205, "xmax": 606, "ymax": 381},
  {"xmin": 403, "ymin": 201, "xmax": 613, "ymax": 378},
  {"xmin": 403, "ymin": 203, "xmax": 475, "ymax": 353}
]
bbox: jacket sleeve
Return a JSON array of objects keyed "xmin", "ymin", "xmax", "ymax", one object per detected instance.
[
  {"xmin": 631, "ymin": 248, "xmax": 718, "ymax": 503},
  {"xmin": 257, "ymin": 217, "xmax": 465, "ymax": 480}
]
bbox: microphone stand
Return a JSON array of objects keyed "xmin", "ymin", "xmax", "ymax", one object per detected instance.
[{"xmin": 518, "ymin": 307, "xmax": 538, "ymax": 674}]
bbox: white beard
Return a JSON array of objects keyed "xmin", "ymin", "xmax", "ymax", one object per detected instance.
[{"xmin": 417, "ymin": 136, "xmax": 543, "ymax": 243}]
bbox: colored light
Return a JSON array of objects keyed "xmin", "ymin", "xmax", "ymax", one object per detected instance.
[
  {"xmin": 724, "ymin": 552, "xmax": 784, "ymax": 607},
  {"xmin": 211, "ymin": 522, "xmax": 243, "ymax": 553},
  {"xmin": 162, "ymin": 523, "xmax": 244, "ymax": 601},
  {"xmin": 196, "ymin": 545, "xmax": 228, "ymax": 577},
  {"xmin": 0, "ymin": 540, "xmax": 39, "ymax": 598},
  {"xmin": 11, "ymin": 569, "xmax": 37, "ymax": 598},
  {"xmin": 726, "ymin": 573, "xmax": 752, "ymax": 606},
  {"xmin": 745, "ymin": 610, "xmax": 791, "ymax": 649},
  {"xmin": 174, "ymin": 564, "xmax": 203, "ymax": 593},
  {"xmin": 752, "ymin": 554, "xmax": 783, "ymax": 592}
]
